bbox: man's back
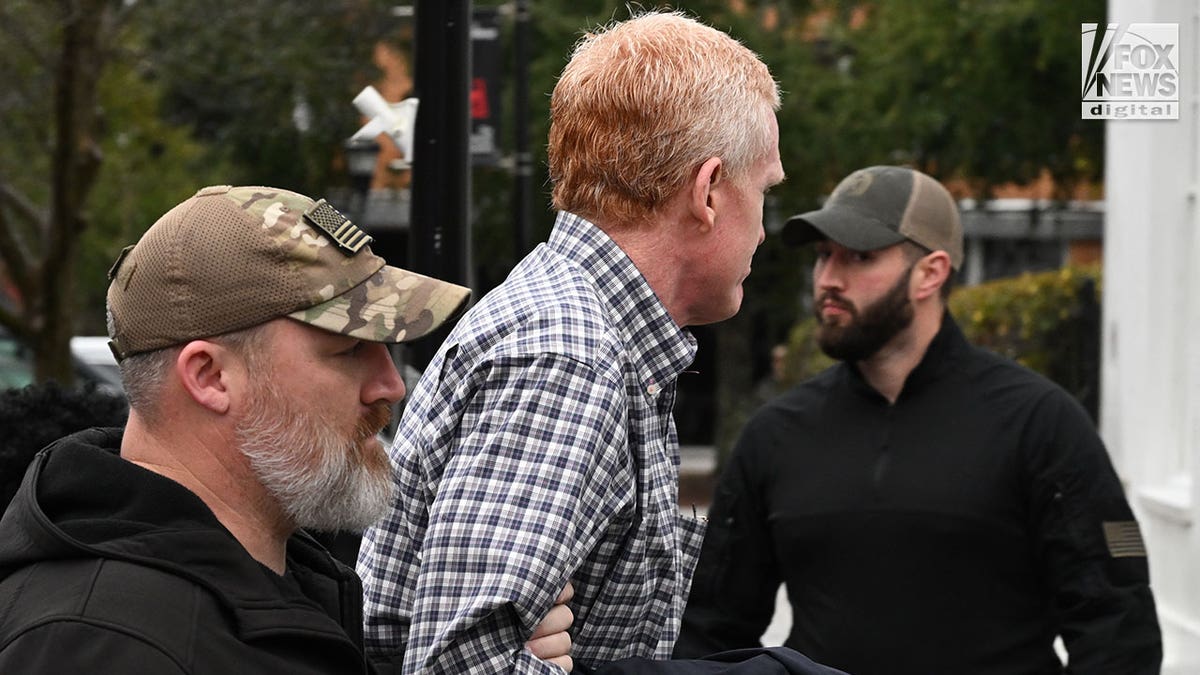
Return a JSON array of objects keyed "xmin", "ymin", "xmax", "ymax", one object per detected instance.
[{"xmin": 359, "ymin": 214, "xmax": 705, "ymax": 672}]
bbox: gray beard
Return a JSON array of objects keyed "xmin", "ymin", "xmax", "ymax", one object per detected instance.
[{"xmin": 235, "ymin": 381, "xmax": 394, "ymax": 533}]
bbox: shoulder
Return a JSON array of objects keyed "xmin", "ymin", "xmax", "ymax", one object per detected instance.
[
  {"xmin": 960, "ymin": 342, "xmax": 1054, "ymax": 386},
  {"xmin": 731, "ymin": 366, "xmax": 845, "ymax": 458},
  {"xmin": 749, "ymin": 365, "xmax": 844, "ymax": 427},
  {"xmin": 948, "ymin": 344, "xmax": 1105, "ymax": 467},
  {"xmin": 957, "ymin": 344, "xmax": 1084, "ymax": 415},
  {"xmin": 0, "ymin": 558, "xmax": 210, "ymax": 671},
  {"xmin": 445, "ymin": 257, "xmax": 629, "ymax": 376}
]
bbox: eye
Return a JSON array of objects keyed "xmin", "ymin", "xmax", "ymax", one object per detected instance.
[{"xmin": 339, "ymin": 340, "xmax": 366, "ymax": 356}]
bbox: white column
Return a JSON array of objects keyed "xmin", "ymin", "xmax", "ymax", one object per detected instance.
[{"xmin": 1104, "ymin": 0, "xmax": 1200, "ymax": 668}]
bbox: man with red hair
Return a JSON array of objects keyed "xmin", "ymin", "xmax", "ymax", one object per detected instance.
[{"xmin": 359, "ymin": 10, "xmax": 785, "ymax": 674}]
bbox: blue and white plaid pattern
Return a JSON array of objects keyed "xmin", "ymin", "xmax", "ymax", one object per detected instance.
[{"xmin": 358, "ymin": 212, "xmax": 707, "ymax": 673}]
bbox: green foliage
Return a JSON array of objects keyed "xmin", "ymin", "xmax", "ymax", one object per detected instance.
[
  {"xmin": 0, "ymin": 0, "xmax": 62, "ymax": 208},
  {"xmin": 135, "ymin": 0, "xmax": 394, "ymax": 194},
  {"xmin": 806, "ymin": 0, "xmax": 1105, "ymax": 195},
  {"xmin": 0, "ymin": 1, "xmax": 393, "ymax": 356},
  {"xmin": 1, "ymin": 0, "xmax": 1109, "ymax": 390},
  {"xmin": 76, "ymin": 58, "xmax": 235, "ymax": 334},
  {"xmin": 950, "ymin": 265, "xmax": 1102, "ymax": 414},
  {"xmin": 783, "ymin": 310, "xmax": 836, "ymax": 384}
]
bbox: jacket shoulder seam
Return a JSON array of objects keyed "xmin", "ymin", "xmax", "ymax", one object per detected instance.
[{"xmin": 0, "ymin": 615, "xmax": 190, "ymax": 672}]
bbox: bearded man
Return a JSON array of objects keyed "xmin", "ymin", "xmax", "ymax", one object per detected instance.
[
  {"xmin": 0, "ymin": 186, "xmax": 572, "ymax": 673},
  {"xmin": 675, "ymin": 166, "xmax": 1162, "ymax": 675}
]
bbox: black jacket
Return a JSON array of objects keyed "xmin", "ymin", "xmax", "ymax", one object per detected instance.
[
  {"xmin": 0, "ymin": 428, "xmax": 373, "ymax": 674},
  {"xmin": 583, "ymin": 647, "xmax": 849, "ymax": 674},
  {"xmin": 677, "ymin": 315, "xmax": 1161, "ymax": 675}
]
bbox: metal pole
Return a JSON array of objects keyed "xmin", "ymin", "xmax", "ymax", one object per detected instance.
[
  {"xmin": 410, "ymin": 0, "xmax": 473, "ymax": 368},
  {"xmin": 513, "ymin": 0, "xmax": 533, "ymax": 258}
]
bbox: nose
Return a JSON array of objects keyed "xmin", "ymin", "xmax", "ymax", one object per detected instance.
[
  {"xmin": 814, "ymin": 256, "xmax": 844, "ymax": 293},
  {"xmin": 362, "ymin": 343, "xmax": 407, "ymax": 406}
]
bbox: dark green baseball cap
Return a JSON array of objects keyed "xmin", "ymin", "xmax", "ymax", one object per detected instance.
[{"xmin": 782, "ymin": 165, "xmax": 963, "ymax": 270}]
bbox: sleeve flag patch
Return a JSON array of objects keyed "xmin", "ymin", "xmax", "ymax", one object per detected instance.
[{"xmin": 1103, "ymin": 520, "xmax": 1147, "ymax": 558}]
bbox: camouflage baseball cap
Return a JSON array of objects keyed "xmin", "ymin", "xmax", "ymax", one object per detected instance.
[
  {"xmin": 106, "ymin": 185, "xmax": 471, "ymax": 359},
  {"xmin": 782, "ymin": 166, "xmax": 963, "ymax": 270}
]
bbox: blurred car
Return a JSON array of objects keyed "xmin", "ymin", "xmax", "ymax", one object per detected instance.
[
  {"xmin": 69, "ymin": 336, "xmax": 124, "ymax": 393},
  {"xmin": 0, "ymin": 329, "xmax": 123, "ymax": 396}
]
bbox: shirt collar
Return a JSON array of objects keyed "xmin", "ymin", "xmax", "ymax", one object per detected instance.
[
  {"xmin": 902, "ymin": 311, "xmax": 969, "ymax": 391},
  {"xmin": 547, "ymin": 212, "xmax": 697, "ymax": 395}
]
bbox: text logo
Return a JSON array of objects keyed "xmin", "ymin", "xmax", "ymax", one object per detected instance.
[{"xmin": 1082, "ymin": 23, "xmax": 1178, "ymax": 120}]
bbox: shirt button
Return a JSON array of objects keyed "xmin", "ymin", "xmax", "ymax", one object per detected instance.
[{"xmin": 647, "ymin": 382, "xmax": 661, "ymax": 397}]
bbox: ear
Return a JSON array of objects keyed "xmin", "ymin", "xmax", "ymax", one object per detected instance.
[
  {"xmin": 689, "ymin": 157, "xmax": 723, "ymax": 233},
  {"xmin": 912, "ymin": 251, "xmax": 952, "ymax": 301},
  {"xmin": 175, "ymin": 340, "xmax": 237, "ymax": 415}
]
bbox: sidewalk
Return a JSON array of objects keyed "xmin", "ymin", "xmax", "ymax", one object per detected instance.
[{"xmin": 678, "ymin": 445, "xmax": 717, "ymax": 514}]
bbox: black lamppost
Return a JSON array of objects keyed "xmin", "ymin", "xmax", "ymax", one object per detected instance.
[
  {"xmin": 342, "ymin": 137, "xmax": 380, "ymax": 224},
  {"xmin": 512, "ymin": 0, "xmax": 532, "ymax": 259},
  {"xmin": 408, "ymin": 0, "xmax": 472, "ymax": 369}
]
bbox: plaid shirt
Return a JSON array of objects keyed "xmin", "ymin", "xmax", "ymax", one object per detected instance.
[{"xmin": 358, "ymin": 212, "xmax": 707, "ymax": 674}]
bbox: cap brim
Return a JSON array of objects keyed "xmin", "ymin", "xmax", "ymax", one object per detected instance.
[
  {"xmin": 288, "ymin": 265, "xmax": 471, "ymax": 343},
  {"xmin": 782, "ymin": 206, "xmax": 908, "ymax": 252}
]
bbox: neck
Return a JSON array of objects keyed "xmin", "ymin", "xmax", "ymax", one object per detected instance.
[
  {"xmin": 595, "ymin": 208, "xmax": 694, "ymax": 328},
  {"xmin": 856, "ymin": 307, "xmax": 944, "ymax": 404},
  {"xmin": 121, "ymin": 415, "xmax": 292, "ymax": 574}
]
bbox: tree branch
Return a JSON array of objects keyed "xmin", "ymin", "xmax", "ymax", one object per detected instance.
[
  {"xmin": 0, "ymin": 177, "xmax": 47, "ymax": 229},
  {"xmin": 0, "ymin": 178, "xmax": 45, "ymax": 284},
  {"xmin": 47, "ymin": 0, "xmax": 109, "ymax": 266},
  {"xmin": 0, "ymin": 191, "xmax": 36, "ymax": 298}
]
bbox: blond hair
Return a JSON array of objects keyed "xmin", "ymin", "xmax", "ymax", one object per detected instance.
[{"xmin": 548, "ymin": 11, "xmax": 781, "ymax": 225}]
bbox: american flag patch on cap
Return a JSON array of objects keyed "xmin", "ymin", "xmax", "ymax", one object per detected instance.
[{"xmin": 1103, "ymin": 520, "xmax": 1147, "ymax": 558}]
